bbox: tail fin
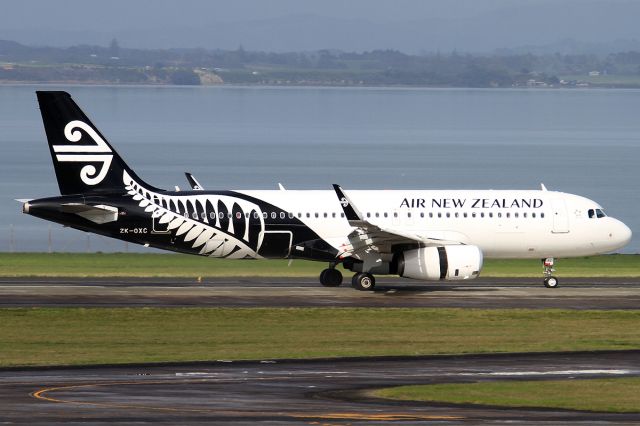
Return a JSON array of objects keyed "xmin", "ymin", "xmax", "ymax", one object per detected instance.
[{"xmin": 36, "ymin": 91, "xmax": 149, "ymax": 195}]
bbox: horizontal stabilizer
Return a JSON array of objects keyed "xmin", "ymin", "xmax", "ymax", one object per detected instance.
[{"xmin": 61, "ymin": 203, "xmax": 119, "ymax": 224}]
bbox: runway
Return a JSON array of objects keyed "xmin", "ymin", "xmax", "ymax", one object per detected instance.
[
  {"xmin": 0, "ymin": 351, "xmax": 638, "ymax": 424},
  {"xmin": 1, "ymin": 276, "xmax": 639, "ymax": 308}
]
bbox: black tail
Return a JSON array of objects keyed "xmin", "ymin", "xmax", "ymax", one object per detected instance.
[{"xmin": 36, "ymin": 91, "xmax": 150, "ymax": 195}]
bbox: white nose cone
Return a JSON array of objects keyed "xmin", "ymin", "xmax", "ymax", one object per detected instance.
[{"xmin": 611, "ymin": 220, "xmax": 632, "ymax": 251}]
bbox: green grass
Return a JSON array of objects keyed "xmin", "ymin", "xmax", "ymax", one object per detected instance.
[
  {"xmin": 373, "ymin": 378, "xmax": 640, "ymax": 413},
  {"xmin": 1, "ymin": 308, "xmax": 639, "ymax": 367},
  {"xmin": 481, "ymin": 254, "xmax": 640, "ymax": 277},
  {"xmin": 0, "ymin": 253, "xmax": 638, "ymax": 278}
]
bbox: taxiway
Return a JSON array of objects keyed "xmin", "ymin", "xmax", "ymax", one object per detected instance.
[{"xmin": 1, "ymin": 351, "xmax": 638, "ymax": 424}]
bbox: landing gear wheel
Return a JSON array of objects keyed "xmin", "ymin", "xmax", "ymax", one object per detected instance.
[
  {"xmin": 544, "ymin": 276, "xmax": 559, "ymax": 288},
  {"xmin": 319, "ymin": 268, "xmax": 343, "ymax": 287},
  {"xmin": 542, "ymin": 258, "xmax": 558, "ymax": 289},
  {"xmin": 351, "ymin": 273, "xmax": 375, "ymax": 291}
]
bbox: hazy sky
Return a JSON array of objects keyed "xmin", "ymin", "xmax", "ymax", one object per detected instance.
[{"xmin": 1, "ymin": 0, "xmax": 639, "ymax": 52}]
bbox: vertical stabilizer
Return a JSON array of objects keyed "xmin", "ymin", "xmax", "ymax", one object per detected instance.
[{"xmin": 36, "ymin": 91, "xmax": 151, "ymax": 195}]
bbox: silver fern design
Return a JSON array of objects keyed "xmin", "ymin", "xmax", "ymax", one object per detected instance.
[{"xmin": 123, "ymin": 171, "xmax": 265, "ymax": 259}]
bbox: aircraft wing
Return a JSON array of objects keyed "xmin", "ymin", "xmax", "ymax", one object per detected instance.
[{"xmin": 332, "ymin": 184, "xmax": 460, "ymax": 258}]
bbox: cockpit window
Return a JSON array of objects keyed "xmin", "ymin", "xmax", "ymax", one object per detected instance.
[
  {"xmin": 588, "ymin": 208, "xmax": 606, "ymax": 219},
  {"xmin": 596, "ymin": 209, "xmax": 606, "ymax": 218}
]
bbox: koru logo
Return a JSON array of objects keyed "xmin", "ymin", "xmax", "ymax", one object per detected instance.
[
  {"xmin": 52, "ymin": 121, "xmax": 113, "ymax": 185},
  {"xmin": 340, "ymin": 197, "xmax": 349, "ymax": 208}
]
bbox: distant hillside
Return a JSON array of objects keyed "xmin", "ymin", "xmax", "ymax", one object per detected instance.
[{"xmin": 2, "ymin": 40, "xmax": 640, "ymax": 88}]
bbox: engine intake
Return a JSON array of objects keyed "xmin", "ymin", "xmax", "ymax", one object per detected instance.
[{"xmin": 397, "ymin": 245, "xmax": 483, "ymax": 281}]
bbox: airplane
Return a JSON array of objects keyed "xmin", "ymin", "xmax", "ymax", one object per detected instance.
[
  {"xmin": 21, "ymin": 91, "xmax": 632, "ymax": 290},
  {"xmin": 185, "ymin": 172, "xmax": 204, "ymax": 190}
]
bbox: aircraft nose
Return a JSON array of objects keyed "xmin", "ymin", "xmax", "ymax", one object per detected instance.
[{"xmin": 611, "ymin": 219, "xmax": 632, "ymax": 249}]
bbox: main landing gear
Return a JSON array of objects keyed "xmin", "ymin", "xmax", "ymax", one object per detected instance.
[
  {"xmin": 351, "ymin": 273, "xmax": 376, "ymax": 291},
  {"xmin": 319, "ymin": 265, "xmax": 343, "ymax": 287},
  {"xmin": 318, "ymin": 264, "xmax": 376, "ymax": 291},
  {"xmin": 542, "ymin": 257, "xmax": 559, "ymax": 288}
]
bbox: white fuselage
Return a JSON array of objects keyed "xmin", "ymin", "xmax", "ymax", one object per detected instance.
[{"xmin": 237, "ymin": 189, "xmax": 631, "ymax": 259}]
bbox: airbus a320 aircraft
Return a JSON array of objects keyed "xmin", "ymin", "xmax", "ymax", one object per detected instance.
[{"xmin": 22, "ymin": 91, "xmax": 632, "ymax": 290}]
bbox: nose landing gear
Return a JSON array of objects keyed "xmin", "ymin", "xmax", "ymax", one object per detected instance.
[{"xmin": 542, "ymin": 257, "xmax": 559, "ymax": 288}]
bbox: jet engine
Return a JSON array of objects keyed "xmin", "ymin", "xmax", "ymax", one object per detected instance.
[{"xmin": 396, "ymin": 245, "xmax": 483, "ymax": 281}]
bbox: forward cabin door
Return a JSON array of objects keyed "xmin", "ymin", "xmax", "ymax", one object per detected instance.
[{"xmin": 551, "ymin": 199, "xmax": 570, "ymax": 233}]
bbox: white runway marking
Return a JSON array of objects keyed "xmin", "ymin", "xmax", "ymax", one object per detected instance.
[{"xmin": 460, "ymin": 369, "xmax": 634, "ymax": 376}]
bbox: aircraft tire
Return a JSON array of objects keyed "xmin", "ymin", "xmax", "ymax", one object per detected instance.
[
  {"xmin": 320, "ymin": 268, "xmax": 343, "ymax": 287},
  {"xmin": 352, "ymin": 273, "xmax": 375, "ymax": 291},
  {"xmin": 544, "ymin": 276, "xmax": 559, "ymax": 288}
]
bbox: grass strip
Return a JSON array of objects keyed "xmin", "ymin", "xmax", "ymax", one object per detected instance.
[
  {"xmin": 0, "ymin": 253, "xmax": 638, "ymax": 278},
  {"xmin": 1, "ymin": 308, "xmax": 639, "ymax": 367},
  {"xmin": 373, "ymin": 378, "xmax": 640, "ymax": 413}
]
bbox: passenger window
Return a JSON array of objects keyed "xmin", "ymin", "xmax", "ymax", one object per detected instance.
[
  {"xmin": 315, "ymin": 213, "xmax": 319, "ymax": 218},
  {"xmin": 420, "ymin": 212, "xmax": 424, "ymax": 218},
  {"xmin": 367, "ymin": 212, "xmax": 371, "ymax": 218},
  {"xmin": 515, "ymin": 212, "xmax": 519, "ymax": 218},
  {"xmin": 480, "ymin": 212, "xmax": 485, "ymax": 218},
  {"xmin": 340, "ymin": 213, "xmax": 345, "ymax": 218},
  {"xmin": 306, "ymin": 213, "xmax": 310, "ymax": 218},
  {"xmin": 532, "ymin": 212, "xmax": 536, "ymax": 218},
  {"xmin": 488, "ymin": 212, "xmax": 493, "ymax": 218},
  {"xmin": 438, "ymin": 212, "xmax": 442, "ymax": 218},
  {"xmin": 497, "ymin": 212, "xmax": 502, "ymax": 218},
  {"xmin": 446, "ymin": 212, "xmax": 450, "ymax": 218},
  {"xmin": 523, "ymin": 212, "xmax": 527, "ymax": 218},
  {"xmin": 407, "ymin": 212, "xmax": 412, "ymax": 218},
  {"xmin": 323, "ymin": 213, "xmax": 327, "ymax": 218},
  {"xmin": 332, "ymin": 212, "xmax": 336, "ymax": 218},
  {"xmin": 506, "ymin": 212, "xmax": 510, "ymax": 218},
  {"xmin": 472, "ymin": 212, "xmax": 476, "ymax": 218},
  {"xmin": 271, "ymin": 212, "xmax": 277, "ymax": 219},
  {"xmin": 383, "ymin": 212, "xmax": 388, "ymax": 218},
  {"xmin": 429, "ymin": 212, "xmax": 433, "ymax": 218},
  {"xmin": 455, "ymin": 212, "xmax": 459, "ymax": 218},
  {"xmin": 463, "ymin": 212, "xmax": 468, "ymax": 218},
  {"xmin": 540, "ymin": 213, "xmax": 544, "ymax": 218},
  {"xmin": 393, "ymin": 212, "xmax": 398, "ymax": 218}
]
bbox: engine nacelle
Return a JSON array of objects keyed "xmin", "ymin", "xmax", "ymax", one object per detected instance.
[{"xmin": 397, "ymin": 245, "xmax": 483, "ymax": 281}]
